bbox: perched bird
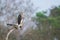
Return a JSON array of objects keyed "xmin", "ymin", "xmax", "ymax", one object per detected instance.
[
  {"xmin": 7, "ymin": 12, "xmax": 24, "ymax": 29},
  {"xmin": 18, "ymin": 13, "xmax": 24, "ymax": 29}
]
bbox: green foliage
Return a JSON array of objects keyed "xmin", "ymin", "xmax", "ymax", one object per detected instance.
[
  {"xmin": 36, "ymin": 12, "xmax": 48, "ymax": 24},
  {"xmin": 34, "ymin": 6, "xmax": 60, "ymax": 40},
  {"xmin": 50, "ymin": 6, "xmax": 60, "ymax": 17},
  {"xmin": 36, "ymin": 12, "xmax": 47, "ymax": 18},
  {"xmin": 36, "ymin": 6, "xmax": 60, "ymax": 28},
  {"xmin": 48, "ymin": 17, "xmax": 60, "ymax": 28},
  {"xmin": 49, "ymin": 6, "xmax": 60, "ymax": 28}
]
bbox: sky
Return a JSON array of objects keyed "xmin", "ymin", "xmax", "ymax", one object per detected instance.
[
  {"xmin": 32, "ymin": 0, "xmax": 60, "ymax": 11},
  {"xmin": 31, "ymin": 0, "xmax": 60, "ymax": 16}
]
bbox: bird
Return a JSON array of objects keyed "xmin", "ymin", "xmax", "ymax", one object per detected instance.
[
  {"xmin": 6, "ymin": 12, "xmax": 24, "ymax": 40},
  {"xmin": 18, "ymin": 14, "xmax": 22, "ymax": 25},
  {"xmin": 18, "ymin": 14, "xmax": 22, "ymax": 28},
  {"xmin": 7, "ymin": 12, "xmax": 24, "ymax": 30}
]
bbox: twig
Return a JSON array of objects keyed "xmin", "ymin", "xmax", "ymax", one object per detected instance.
[
  {"xmin": 6, "ymin": 23, "xmax": 22, "ymax": 40},
  {"xmin": 6, "ymin": 28, "xmax": 15, "ymax": 40}
]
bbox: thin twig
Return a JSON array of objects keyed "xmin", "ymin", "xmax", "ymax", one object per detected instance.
[{"xmin": 6, "ymin": 28, "xmax": 15, "ymax": 40}]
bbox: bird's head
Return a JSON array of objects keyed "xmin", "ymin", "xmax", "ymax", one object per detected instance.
[{"xmin": 19, "ymin": 12, "xmax": 24, "ymax": 19}]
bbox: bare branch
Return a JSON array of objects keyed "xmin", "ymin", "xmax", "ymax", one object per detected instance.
[{"xmin": 6, "ymin": 28, "xmax": 15, "ymax": 40}]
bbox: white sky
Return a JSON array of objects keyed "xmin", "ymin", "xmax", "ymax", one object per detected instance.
[{"xmin": 32, "ymin": 0, "xmax": 60, "ymax": 11}]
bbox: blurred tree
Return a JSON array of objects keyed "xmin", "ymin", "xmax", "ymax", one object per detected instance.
[
  {"xmin": 34, "ymin": 6, "xmax": 60, "ymax": 40},
  {"xmin": 35, "ymin": 12, "xmax": 52, "ymax": 40},
  {"xmin": 50, "ymin": 6, "xmax": 60, "ymax": 17},
  {"xmin": 49, "ymin": 6, "xmax": 60, "ymax": 40},
  {"xmin": 22, "ymin": 6, "xmax": 60, "ymax": 40}
]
